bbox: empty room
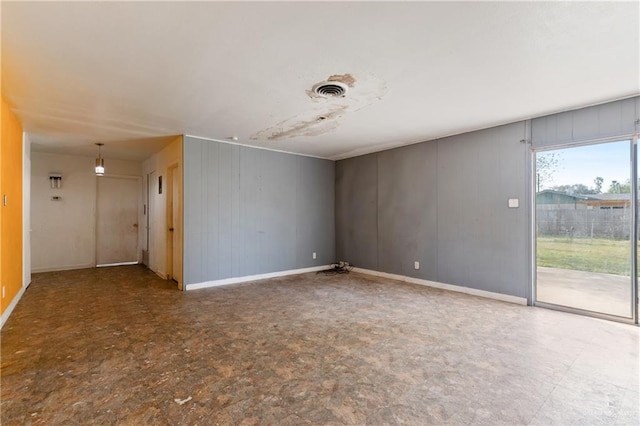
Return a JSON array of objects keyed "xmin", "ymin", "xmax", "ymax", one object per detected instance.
[{"xmin": 1, "ymin": 1, "xmax": 639, "ymax": 424}]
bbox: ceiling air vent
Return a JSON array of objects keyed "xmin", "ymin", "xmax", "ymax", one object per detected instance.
[{"xmin": 312, "ymin": 81, "xmax": 348, "ymax": 98}]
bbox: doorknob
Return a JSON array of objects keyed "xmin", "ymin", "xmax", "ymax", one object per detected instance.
[
  {"xmin": 133, "ymin": 223, "xmax": 139, "ymax": 228},
  {"xmin": 169, "ymin": 227, "xmax": 174, "ymax": 232}
]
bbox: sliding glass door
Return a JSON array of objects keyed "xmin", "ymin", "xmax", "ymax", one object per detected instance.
[{"xmin": 535, "ymin": 140, "xmax": 634, "ymax": 319}]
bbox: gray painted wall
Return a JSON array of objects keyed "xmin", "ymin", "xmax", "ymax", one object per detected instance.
[
  {"xmin": 335, "ymin": 154, "xmax": 378, "ymax": 270},
  {"xmin": 532, "ymin": 96, "xmax": 639, "ymax": 149},
  {"xmin": 185, "ymin": 97, "xmax": 637, "ymax": 294},
  {"xmin": 336, "ymin": 123, "xmax": 529, "ymax": 298},
  {"xmin": 183, "ymin": 137, "xmax": 335, "ymax": 285}
]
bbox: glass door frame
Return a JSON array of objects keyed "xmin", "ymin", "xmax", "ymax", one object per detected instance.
[{"xmin": 530, "ymin": 135, "xmax": 639, "ymax": 325}]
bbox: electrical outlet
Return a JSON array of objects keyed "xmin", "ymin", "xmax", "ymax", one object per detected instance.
[
  {"xmin": 312, "ymin": 252, "xmax": 317, "ymax": 260},
  {"xmin": 414, "ymin": 261, "xmax": 420, "ymax": 270}
]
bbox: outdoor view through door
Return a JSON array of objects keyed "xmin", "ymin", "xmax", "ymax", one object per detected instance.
[{"xmin": 535, "ymin": 140, "xmax": 633, "ymax": 319}]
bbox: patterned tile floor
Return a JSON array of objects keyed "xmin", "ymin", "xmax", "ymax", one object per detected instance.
[{"xmin": 1, "ymin": 265, "xmax": 638, "ymax": 425}]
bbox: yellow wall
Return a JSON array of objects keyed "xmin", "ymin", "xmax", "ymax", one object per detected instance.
[{"xmin": 1, "ymin": 98, "xmax": 24, "ymax": 316}]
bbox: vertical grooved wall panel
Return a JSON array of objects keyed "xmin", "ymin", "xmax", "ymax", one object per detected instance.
[
  {"xmin": 335, "ymin": 154, "xmax": 378, "ymax": 270},
  {"xmin": 217, "ymin": 144, "xmax": 234, "ymax": 279},
  {"xmin": 436, "ymin": 123, "xmax": 527, "ymax": 297},
  {"xmin": 296, "ymin": 156, "xmax": 335, "ymax": 267},
  {"xmin": 335, "ymin": 123, "xmax": 529, "ymax": 298},
  {"xmin": 532, "ymin": 96, "xmax": 638, "ymax": 149},
  {"xmin": 377, "ymin": 143, "xmax": 438, "ymax": 280},
  {"xmin": 183, "ymin": 137, "xmax": 334, "ymax": 285},
  {"xmin": 184, "ymin": 140, "xmax": 204, "ymax": 284}
]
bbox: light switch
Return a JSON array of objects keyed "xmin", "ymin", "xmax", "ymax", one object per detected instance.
[{"xmin": 508, "ymin": 198, "xmax": 519, "ymax": 208}]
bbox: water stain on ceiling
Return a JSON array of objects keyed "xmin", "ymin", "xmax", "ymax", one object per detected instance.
[
  {"xmin": 252, "ymin": 106, "xmax": 348, "ymax": 141},
  {"xmin": 252, "ymin": 73, "xmax": 387, "ymax": 141},
  {"xmin": 328, "ymin": 73, "xmax": 356, "ymax": 88}
]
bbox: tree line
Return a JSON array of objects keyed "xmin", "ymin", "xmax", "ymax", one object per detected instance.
[{"xmin": 536, "ymin": 152, "xmax": 633, "ymax": 194}]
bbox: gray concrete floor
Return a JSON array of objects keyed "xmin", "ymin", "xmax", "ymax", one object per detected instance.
[
  {"xmin": 1, "ymin": 266, "xmax": 639, "ymax": 424},
  {"xmin": 537, "ymin": 267, "xmax": 633, "ymax": 318}
]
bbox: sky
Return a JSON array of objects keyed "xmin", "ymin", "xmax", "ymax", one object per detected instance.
[{"xmin": 537, "ymin": 140, "xmax": 632, "ymax": 191}]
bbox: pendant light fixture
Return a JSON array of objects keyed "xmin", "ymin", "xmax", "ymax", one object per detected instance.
[{"xmin": 95, "ymin": 143, "xmax": 105, "ymax": 175}]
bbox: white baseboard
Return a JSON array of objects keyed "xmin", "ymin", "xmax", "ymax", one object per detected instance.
[
  {"xmin": 352, "ymin": 267, "xmax": 527, "ymax": 305},
  {"xmin": 96, "ymin": 261, "xmax": 138, "ymax": 267},
  {"xmin": 31, "ymin": 263, "xmax": 94, "ymax": 273},
  {"xmin": 186, "ymin": 265, "xmax": 331, "ymax": 291},
  {"xmin": 1, "ymin": 285, "xmax": 27, "ymax": 329}
]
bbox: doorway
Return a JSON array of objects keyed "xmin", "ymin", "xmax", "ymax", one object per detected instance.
[
  {"xmin": 96, "ymin": 176, "xmax": 140, "ymax": 266},
  {"xmin": 534, "ymin": 140, "xmax": 635, "ymax": 320},
  {"xmin": 167, "ymin": 163, "xmax": 182, "ymax": 289}
]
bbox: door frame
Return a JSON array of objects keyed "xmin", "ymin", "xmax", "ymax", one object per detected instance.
[
  {"xmin": 166, "ymin": 162, "xmax": 183, "ymax": 290},
  {"xmin": 530, "ymin": 135, "xmax": 639, "ymax": 324},
  {"xmin": 95, "ymin": 174, "xmax": 143, "ymax": 267}
]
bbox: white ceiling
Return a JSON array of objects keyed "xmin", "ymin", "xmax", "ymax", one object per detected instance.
[{"xmin": 2, "ymin": 1, "xmax": 639, "ymax": 161}]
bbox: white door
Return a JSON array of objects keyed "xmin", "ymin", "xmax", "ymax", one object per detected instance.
[{"xmin": 96, "ymin": 176, "xmax": 139, "ymax": 266}]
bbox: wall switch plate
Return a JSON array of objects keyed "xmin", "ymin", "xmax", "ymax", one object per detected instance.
[
  {"xmin": 312, "ymin": 252, "xmax": 317, "ymax": 259},
  {"xmin": 414, "ymin": 261, "xmax": 420, "ymax": 270},
  {"xmin": 2, "ymin": 286, "xmax": 5, "ymax": 298},
  {"xmin": 508, "ymin": 198, "xmax": 519, "ymax": 208}
]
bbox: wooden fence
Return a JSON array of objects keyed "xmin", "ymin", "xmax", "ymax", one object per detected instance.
[{"xmin": 536, "ymin": 208, "xmax": 630, "ymax": 239}]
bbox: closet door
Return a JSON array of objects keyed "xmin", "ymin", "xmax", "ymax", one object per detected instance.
[{"xmin": 96, "ymin": 176, "xmax": 139, "ymax": 266}]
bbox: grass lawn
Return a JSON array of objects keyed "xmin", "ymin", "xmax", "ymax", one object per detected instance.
[{"xmin": 537, "ymin": 237, "xmax": 632, "ymax": 276}]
